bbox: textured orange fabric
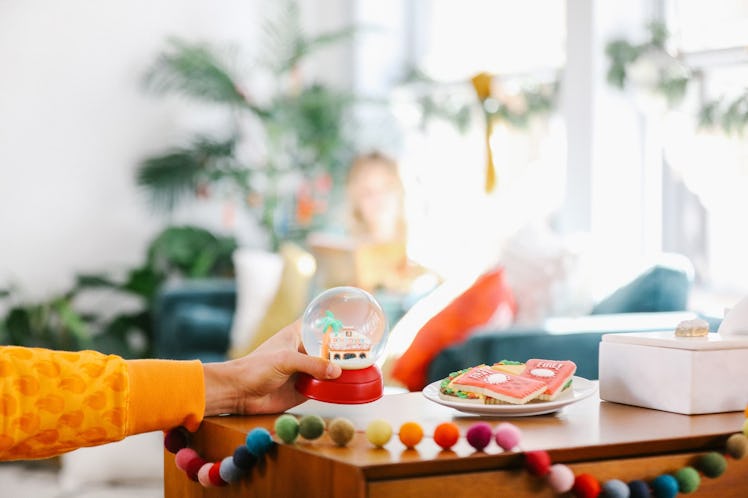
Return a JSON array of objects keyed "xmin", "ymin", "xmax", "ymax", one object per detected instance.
[
  {"xmin": 0, "ymin": 346, "xmax": 205, "ymax": 461},
  {"xmin": 391, "ymin": 268, "xmax": 516, "ymax": 391}
]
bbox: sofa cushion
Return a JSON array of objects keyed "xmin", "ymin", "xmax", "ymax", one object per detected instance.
[
  {"xmin": 590, "ymin": 265, "xmax": 691, "ymax": 315},
  {"xmin": 390, "ymin": 268, "xmax": 516, "ymax": 391}
]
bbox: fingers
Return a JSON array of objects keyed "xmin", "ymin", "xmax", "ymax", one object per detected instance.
[{"xmin": 279, "ymin": 350, "xmax": 342, "ymax": 381}]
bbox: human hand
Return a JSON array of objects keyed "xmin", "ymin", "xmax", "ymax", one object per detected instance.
[{"xmin": 202, "ymin": 321, "xmax": 342, "ymax": 416}]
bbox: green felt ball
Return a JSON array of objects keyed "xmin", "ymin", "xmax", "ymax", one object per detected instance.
[
  {"xmin": 674, "ymin": 466, "xmax": 700, "ymax": 493},
  {"xmin": 697, "ymin": 451, "xmax": 727, "ymax": 478},
  {"xmin": 274, "ymin": 414, "xmax": 300, "ymax": 444},
  {"xmin": 365, "ymin": 419, "xmax": 393, "ymax": 447},
  {"xmin": 328, "ymin": 417, "xmax": 356, "ymax": 447},
  {"xmin": 299, "ymin": 414, "xmax": 326, "ymax": 440},
  {"xmin": 726, "ymin": 433, "xmax": 748, "ymax": 459}
]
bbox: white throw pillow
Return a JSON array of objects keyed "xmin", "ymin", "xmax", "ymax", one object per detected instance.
[{"xmin": 229, "ymin": 248, "xmax": 284, "ymax": 354}]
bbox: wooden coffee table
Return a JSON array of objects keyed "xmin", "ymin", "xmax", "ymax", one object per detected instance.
[{"xmin": 164, "ymin": 388, "xmax": 748, "ymax": 497}]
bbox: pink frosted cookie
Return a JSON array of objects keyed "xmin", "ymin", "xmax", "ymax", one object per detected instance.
[
  {"xmin": 450, "ymin": 365, "xmax": 547, "ymax": 404},
  {"xmin": 519, "ymin": 359, "xmax": 577, "ymax": 401}
]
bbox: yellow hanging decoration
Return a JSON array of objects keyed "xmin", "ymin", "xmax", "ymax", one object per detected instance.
[{"xmin": 471, "ymin": 72, "xmax": 496, "ymax": 193}]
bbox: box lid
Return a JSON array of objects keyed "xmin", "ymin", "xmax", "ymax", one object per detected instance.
[{"xmin": 601, "ymin": 331, "xmax": 748, "ymax": 350}]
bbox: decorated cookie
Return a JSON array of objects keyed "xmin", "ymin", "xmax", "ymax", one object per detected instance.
[
  {"xmin": 450, "ymin": 365, "xmax": 548, "ymax": 404},
  {"xmin": 519, "ymin": 359, "xmax": 577, "ymax": 401}
]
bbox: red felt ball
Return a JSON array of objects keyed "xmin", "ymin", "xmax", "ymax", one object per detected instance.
[
  {"xmin": 185, "ymin": 456, "xmax": 207, "ymax": 482},
  {"xmin": 433, "ymin": 422, "xmax": 460, "ymax": 450},
  {"xmin": 572, "ymin": 473, "xmax": 601, "ymax": 498},
  {"xmin": 164, "ymin": 427, "xmax": 190, "ymax": 454},
  {"xmin": 524, "ymin": 450, "xmax": 551, "ymax": 476},
  {"xmin": 208, "ymin": 462, "xmax": 228, "ymax": 487}
]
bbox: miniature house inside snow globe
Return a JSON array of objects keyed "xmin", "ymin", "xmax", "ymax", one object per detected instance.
[{"xmin": 295, "ymin": 286, "xmax": 389, "ymax": 404}]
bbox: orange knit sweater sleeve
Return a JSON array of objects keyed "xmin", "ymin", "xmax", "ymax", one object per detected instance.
[{"xmin": 0, "ymin": 346, "xmax": 204, "ymax": 461}]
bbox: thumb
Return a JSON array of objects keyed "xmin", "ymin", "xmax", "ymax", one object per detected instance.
[{"xmin": 282, "ymin": 351, "xmax": 342, "ymax": 380}]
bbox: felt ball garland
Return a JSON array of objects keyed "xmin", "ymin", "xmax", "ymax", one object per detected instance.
[{"xmin": 165, "ymin": 408, "xmax": 748, "ymax": 494}]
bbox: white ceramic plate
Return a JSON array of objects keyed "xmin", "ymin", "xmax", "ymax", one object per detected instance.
[{"xmin": 422, "ymin": 376, "xmax": 597, "ymax": 416}]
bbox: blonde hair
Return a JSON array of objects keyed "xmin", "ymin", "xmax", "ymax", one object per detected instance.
[{"xmin": 345, "ymin": 151, "xmax": 406, "ymax": 242}]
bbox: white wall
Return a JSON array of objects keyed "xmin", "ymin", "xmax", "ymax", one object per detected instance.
[{"xmin": 0, "ymin": 1, "xmax": 268, "ymax": 299}]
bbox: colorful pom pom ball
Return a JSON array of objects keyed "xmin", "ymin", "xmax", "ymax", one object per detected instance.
[
  {"xmin": 433, "ymin": 422, "xmax": 460, "ymax": 450},
  {"xmin": 328, "ymin": 417, "xmax": 356, "ymax": 447},
  {"xmin": 494, "ymin": 422, "xmax": 521, "ymax": 451},
  {"xmin": 743, "ymin": 418, "xmax": 748, "ymax": 437},
  {"xmin": 185, "ymin": 455, "xmax": 207, "ymax": 482},
  {"xmin": 547, "ymin": 464, "xmax": 575, "ymax": 493},
  {"xmin": 572, "ymin": 473, "xmax": 601, "ymax": 498},
  {"xmin": 466, "ymin": 422, "xmax": 493, "ymax": 451},
  {"xmin": 628, "ymin": 479, "xmax": 651, "ymax": 498},
  {"xmin": 726, "ymin": 433, "xmax": 748, "ymax": 459},
  {"xmin": 245, "ymin": 427, "xmax": 274, "ymax": 457},
  {"xmin": 674, "ymin": 467, "xmax": 700, "ymax": 494},
  {"xmin": 697, "ymin": 451, "xmax": 727, "ymax": 478},
  {"xmin": 398, "ymin": 421, "xmax": 424, "ymax": 448},
  {"xmin": 601, "ymin": 479, "xmax": 630, "ymax": 498},
  {"xmin": 366, "ymin": 419, "xmax": 393, "ymax": 447},
  {"xmin": 197, "ymin": 462, "xmax": 214, "ymax": 487},
  {"xmin": 164, "ymin": 427, "xmax": 190, "ymax": 454},
  {"xmin": 299, "ymin": 414, "xmax": 326, "ymax": 440},
  {"xmin": 232, "ymin": 445, "xmax": 257, "ymax": 470},
  {"xmin": 525, "ymin": 450, "xmax": 551, "ymax": 476},
  {"xmin": 218, "ymin": 456, "xmax": 243, "ymax": 483},
  {"xmin": 208, "ymin": 462, "xmax": 227, "ymax": 487},
  {"xmin": 174, "ymin": 447, "xmax": 199, "ymax": 471},
  {"xmin": 651, "ymin": 474, "xmax": 678, "ymax": 498},
  {"xmin": 274, "ymin": 414, "xmax": 300, "ymax": 444}
]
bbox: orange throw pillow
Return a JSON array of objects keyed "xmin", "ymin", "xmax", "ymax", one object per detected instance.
[{"xmin": 391, "ymin": 268, "xmax": 516, "ymax": 391}]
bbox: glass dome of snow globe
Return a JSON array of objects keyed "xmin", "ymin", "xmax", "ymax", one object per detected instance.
[
  {"xmin": 296, "ymin": 286, "xmax": 389, "ymax": 404},
  {"xmin": 301, "ymin": 286, "xmax": 389, "ymax": 370}
]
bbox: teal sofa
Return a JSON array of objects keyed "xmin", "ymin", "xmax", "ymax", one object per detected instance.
[{"xmin": 426, "ymin": 264, "xmax": 717, "ymax": 383}]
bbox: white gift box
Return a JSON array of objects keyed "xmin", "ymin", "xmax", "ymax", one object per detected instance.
[{"xmin": 599, "ymin": 331, "xmax": 748, "ymax": 415}]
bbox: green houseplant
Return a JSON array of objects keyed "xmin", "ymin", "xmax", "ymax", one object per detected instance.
[
  {"xmin": 0, "ymin": 225, "xmax": 236, "ymax": 358},
  {"xmin": 137, "ymin": 1, "xmax": 359, "ymax": 250}
]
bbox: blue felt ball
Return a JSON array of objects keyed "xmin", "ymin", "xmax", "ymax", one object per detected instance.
[
  {"xmin": 651, "ymin": 474, "xmax": 678, "ymax": 498},
  {"xmin": 628, "ymin": 480, "xmax": 651, "ymax": 498},
  {"xmin": 245, "ymin": 427, "xmax": 274, "ymax": 457},
  {"xmin": 602, "ymin": 479, "xmax": 630, "ymax": 498},
  {"xmin": 232, "ymin": 445, "xmax": 257, "ymax": 470},
  {"xmin": 219, "ymin": 456, "xmax": 243, "ymax": 483}
]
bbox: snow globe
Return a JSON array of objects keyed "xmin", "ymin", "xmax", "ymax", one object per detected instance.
[{"xmin": 295, "ymin": 286, "xmax": 389, "ymax": 403}]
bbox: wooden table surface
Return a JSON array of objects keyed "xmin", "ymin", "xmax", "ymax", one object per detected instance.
[{"xmin": 164, "ymin": 387, "xmax": 748, "ymax": 497}]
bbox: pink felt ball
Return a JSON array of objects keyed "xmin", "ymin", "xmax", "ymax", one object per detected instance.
[
  {"xmin": 547, "ymin": 464, "xmax": 576, "ymax": 493},
  {"xmin": 197, "ymin": 462, "xmax": 214, "ymax": 487},
  {"xmin": 494, "ymin": 423, "xmax": 522, "ymax": 451},
  {"xmin": 174, "ymin": 447, "xmax": 199, "ymax": 471},
  {"xmin": 525, "ymin": 450, "xmax": 552, "ymax": 476},
  {"xmin": 466, "ymin": 423, "xmax": 493, "ymax": 451}
]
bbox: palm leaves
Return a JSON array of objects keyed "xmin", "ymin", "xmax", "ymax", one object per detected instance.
[
  {"xmin": 136, "ymin": 1, "xmax": 359, "ymax": 250},
  {"xmin": 320, "ymin": 310, "xmax": 343, "ymax": 336}
]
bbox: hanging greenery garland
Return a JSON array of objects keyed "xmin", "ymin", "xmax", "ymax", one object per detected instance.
[{"xmin": 606, "ymin": 21, "xmax": 748, "ymax": 135}]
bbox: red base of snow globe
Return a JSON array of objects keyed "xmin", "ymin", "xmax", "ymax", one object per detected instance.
[{"xmin": 295, "ymin": 365, "xmax": 383, "ymax": 404}]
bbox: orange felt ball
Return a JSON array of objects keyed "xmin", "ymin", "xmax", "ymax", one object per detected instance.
[
  {"xmin": 399, "ymin": 422, "xmax": 424, "ymax": 448},
  {"xmin": 434, "ymin": 422, "xmax": 460, "ymax": 450}
]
